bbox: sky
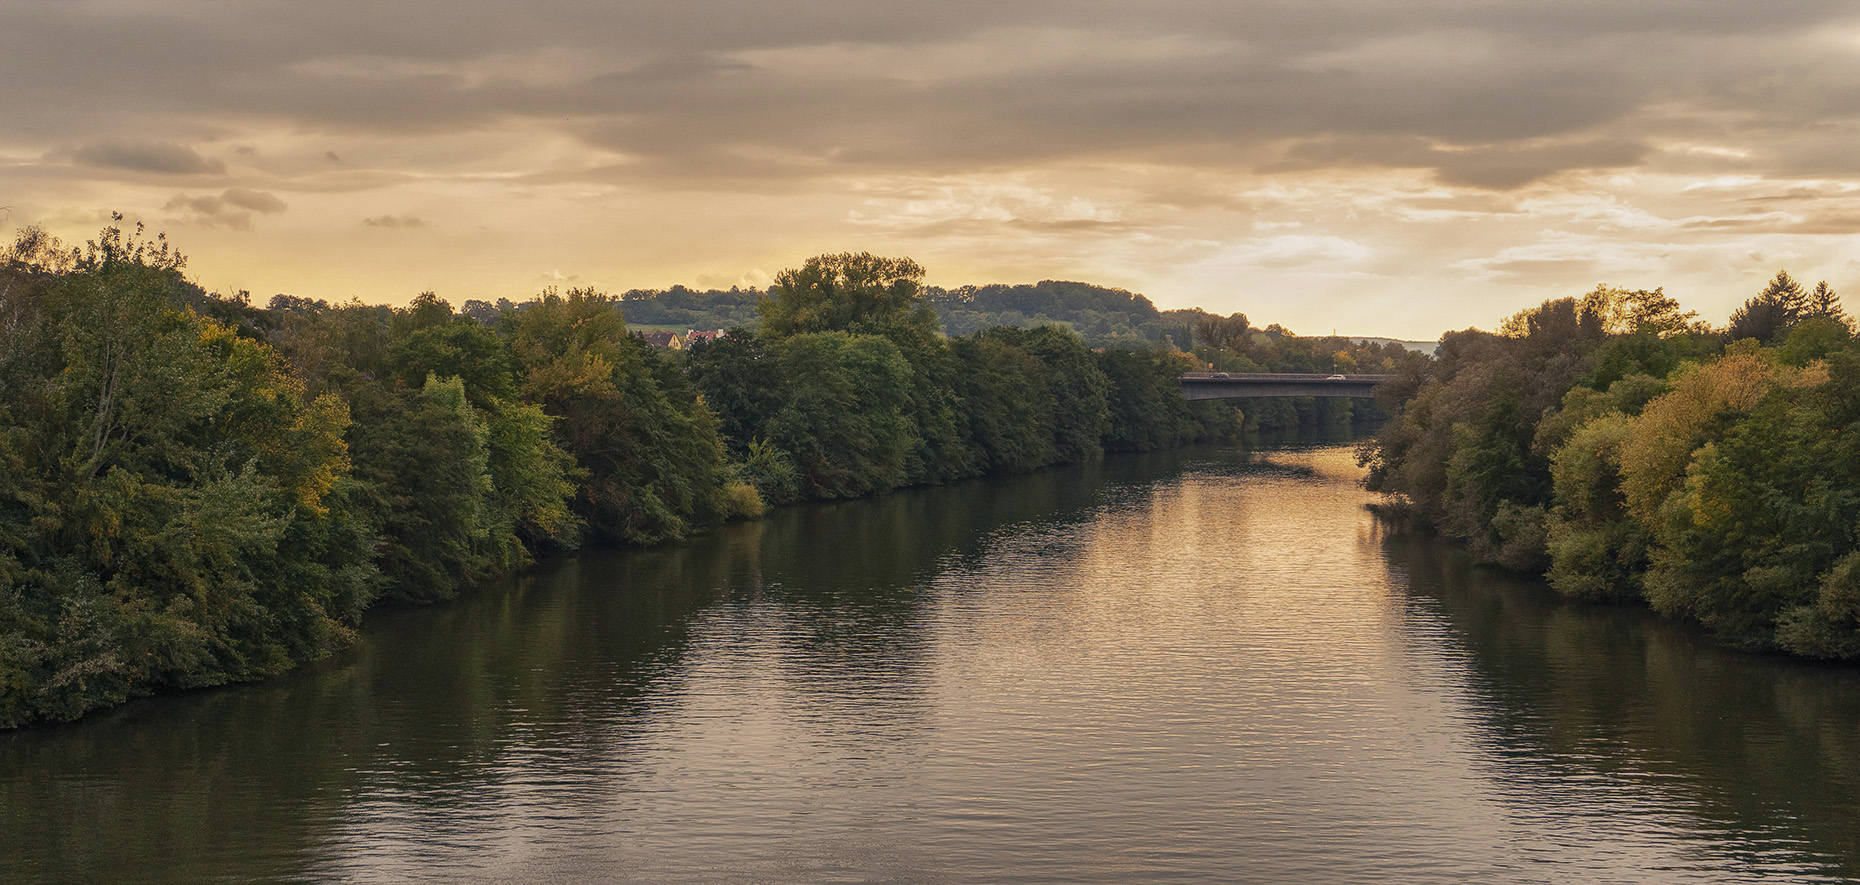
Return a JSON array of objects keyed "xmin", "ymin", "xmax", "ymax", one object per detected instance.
[{"xmin": 6, "ymin": 1, "xmax": 1860, "ymax": 339}]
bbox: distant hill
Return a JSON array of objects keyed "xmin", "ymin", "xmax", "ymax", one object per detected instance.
[
  {"xmin": 925, "ymin": 280, "xmax": 1162, "ymax": 341},
  {"xmin": 1348, "ymin": 337, "xmax": 1438, "ymax": 355},
  {"xmin": 617, "ymin": 286, "xmax": 761, "ymax": 329}
]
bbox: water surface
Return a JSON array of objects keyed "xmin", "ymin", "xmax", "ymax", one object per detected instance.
[{"xmin": 5, "ymin": 439, "xmax": 1860, "ymax": 883}]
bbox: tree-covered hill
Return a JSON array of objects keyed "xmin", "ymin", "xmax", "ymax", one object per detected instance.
[{"xmin": 600, "ymin": 277, "xmax": 1412, "ymax": 353}]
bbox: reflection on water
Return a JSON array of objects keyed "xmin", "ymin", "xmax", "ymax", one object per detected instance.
[{"xmin": 3, "ymin": 438, "xmax": 1860, "ymax": 883}]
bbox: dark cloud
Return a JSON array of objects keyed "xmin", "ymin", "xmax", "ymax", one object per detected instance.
[
  {"xmin": 163, "ymin": 188, "xmax": 287, "ymax": 229},
  {"xmin": 363, "ymin": 214, "xmax": 426, "ymax": 228},
  {"xmin": 67, "ymin": 139, "xmax": 226, "ymax": 175},
  {"xmin": 222, "ymin": 187, "xmax": 288, "ymax": 213},
  {"xmin": 7, "ymin": 1, "xmax": 1860, "ymax": 184}
]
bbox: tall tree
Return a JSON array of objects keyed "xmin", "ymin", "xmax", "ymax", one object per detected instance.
[
  {"xmin": 1806, "ymin": 280, "xmax": 1848, "ymax": 329},
  {"xmin": 758, "ymin": 253, "xmax": 939, "ymax": 343},
  {"xmin": 0, "ymin": 222, "xmax": 373, "ymax": 725},
  {"xmin": 504, "ymin": 288, "xmax": 726, "ymax": 543},
  {"xmin": 1728, "ymin": 270, "xmax": 1809, "ymax": 342}
]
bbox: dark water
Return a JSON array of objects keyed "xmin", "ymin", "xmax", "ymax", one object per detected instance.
[{"xmin": 7, "ymin": 438, "xmax": 1860, "ymax": 883}]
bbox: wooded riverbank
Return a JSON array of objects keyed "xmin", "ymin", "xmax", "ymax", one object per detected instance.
[
  {"xmin": 1359, "ymin": 275, "xmax": 1860, "ymax": 659},
  {"xmin": 0, "ymin": 228, "xmax": 1259, "ymax": 728}
]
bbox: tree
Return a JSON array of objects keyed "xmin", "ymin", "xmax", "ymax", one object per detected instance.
[
  {"xmin": 765, "ymin": 332, "xmax": 917, "ymax": 498},
  {"xmin": 1728, "ymin": 270, "xmax": 1809, "ymax": 342},
  {"xmin": 1545, "ymin": 414, "xmax": 1650, "ymax": 602},
  {"xmin": 758, "ymin": 253, "xmax": 939, "ymax": 343},
  {"xmin": 0, "ymin": 222, "xmax": 373, "ymax": 725},
  {"xmin": 1193, "ymin": 312, "xmax": 1251, "ymax": 351},
  {"xmin": 1805, "ymin": 280, "xmax": 1848, "ymax": 329},
  {"xmin": 950, "ymin": 334, "xmax": 1055, "ymax": 473},
  {"xmin": 979, "ymin": 326, "xmax": 1111, "ymax": 465},
  {"xmin": 503, "ymin": 288, "xmax": 726, "ymax": 543},
  {"xmin": 686, "ymin": 329, "xmax": 786, "ymax": 456}
]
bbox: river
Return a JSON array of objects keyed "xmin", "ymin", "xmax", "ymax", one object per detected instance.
[{"xmin": 5, "ymin": 435, "xmax": 1860, "ymax": 883}]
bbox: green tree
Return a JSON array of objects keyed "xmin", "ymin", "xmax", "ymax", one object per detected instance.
[
  {"xmin": 1728, "ymin": 270, "xmax": 1809, "ymax": 343},
  {"xmin": 387, "ymin": 294, "xmax": 520, "ymax": 407},
  {"xmin": 950, "ymin": 334, "xmax": 1054, "ymax": 473},
  {"xmin": 979, "ymin": 326, "xmax": 1111, "ymax": 465},
  {"xmin": 504, "ymin": 288, "xmax": 726, "ymax": 543},
  {"xmin": 759, "ymin": 253, "xmax": 939, "ymax": 343},
  {"xmin": 1804, "ymin": 281, "xmax": 1848, "ymax": 329},
  {"xmin": 0, "ymin": 222, "xmax": 373, "ymax": 725},
  {"xmin": 685, "ymin": 329, "xmax": 786, "ymax": 456},
  {"xmin": 766, "ymin": 332, "xmax": 918, "ymax": 498},
  {"xmin": 1545, "ymin": 414, "xmax": 1650, "ymax": 602}
]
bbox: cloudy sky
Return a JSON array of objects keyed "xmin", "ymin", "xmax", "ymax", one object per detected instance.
[{"xmin": 6, "ymin": 0, "xmax": 1860, "ymax": 337}]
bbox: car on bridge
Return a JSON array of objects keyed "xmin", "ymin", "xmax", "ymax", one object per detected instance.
[{"xmin": 1326, "ymin": 374, "xmax": 1346, "ymax": 381}]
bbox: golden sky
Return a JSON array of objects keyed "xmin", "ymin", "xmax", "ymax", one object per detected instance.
[{"xmin": 7, "ymin": 1, "xmax": 1860, "ymax": 338}]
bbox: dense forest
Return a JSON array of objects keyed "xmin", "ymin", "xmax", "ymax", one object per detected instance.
[
  {"xmin": 0, "ymin": 225, "xmax": 1252, "ymax": 728},
  {"xmin": 1360, "ymin": 272, "xmax": 1860, "ymax": 659}
]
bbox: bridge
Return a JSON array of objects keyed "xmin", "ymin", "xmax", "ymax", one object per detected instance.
[{"xmin": 1180, "ymin": 372, "xmax": 1391, "ymax": 400}]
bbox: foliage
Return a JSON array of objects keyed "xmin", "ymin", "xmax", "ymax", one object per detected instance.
[
  {"xmin": 759, "ymin": 253, "xmax": 940, "ymax": 343},
  {"xmin": 0, "ymin": 223, "xmax": 373, "ymax": 725},
  {"xmin": 926, "ymin": 280, "xmax": 1164, "ymax": 343},
  {"xmin": 0, "ymin": 234, "xmax": 1250, "ymax": 727},
  {"xmin": 502, "ymin": 288, "xmax": 725, "ymax": 544},
  {"xmin": 765, "ymin": 332, "xmax": 918, "ymax": 499},
  {"xmin": 686, "ymin": 329, "xmax": 785, "ymax": 456},
  {"xmin": 617, "ymin": 285, "xmax": 762, "ymax": 329},
  {"xmin": 1363, "ymin": 275, "xmax": 1860, "ymax": 659},
  {"xmin": 1727, "ymin": 271, "xmax": 1844, "ymax": 344}
]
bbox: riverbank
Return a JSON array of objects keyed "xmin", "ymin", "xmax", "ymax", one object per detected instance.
[{"xmin": 1358, "ymin": 284, "xmax": 1860, "ymax": 660}]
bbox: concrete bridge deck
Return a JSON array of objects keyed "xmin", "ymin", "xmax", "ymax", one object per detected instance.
[{"xmin": 1180, "ymin": 372, "xmax": 1391, "ymax": 400}]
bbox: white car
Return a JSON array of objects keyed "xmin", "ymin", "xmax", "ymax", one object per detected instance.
[{"xmin": 1326, "ymin": 374, "xmax": 1346, "ymax": 380}]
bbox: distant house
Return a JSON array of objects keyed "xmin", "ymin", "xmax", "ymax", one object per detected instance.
[
  {"xmin": 637, "ymin": 330, "xmax": 678, "ymax": 348},
  {"xmin": 684, "ymin": 329, "xmax": 724, "ymax": 347}
]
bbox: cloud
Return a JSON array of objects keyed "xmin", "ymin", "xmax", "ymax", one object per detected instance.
[
  {"xmin": 11, "ymin": 1, "xmax": 1860, "ymax": 337},
  {"xmin": 66, "ymin": 139, "xmax": 226, "ymax": 175},
  {"xmin": 362, "ymin": 214, "xmax": 425, "ymax": 228},
  {"xmin": 222, "ymin": 187, "xmax": 288, "ymax": 213},
  {"xmin": 1792, "ymin": 212, "xmax": 1860, "ymax": 234},
  {"xmin": 163, "ymin": 188, "xmax": 288, "ymax": 229},
  {"xmin": 1274, "ymin": 136, "xmax": 1650, "ymax": 190},
  {"xmin": 694, "ymin": 269, "xmax": 772, "ymax": 289},
  {"xmin": 11, "ymin": 3, "xmax": 1860, "ymax": 189},
  {"xmin": 1454, "ymin": 235, "xmax": 1670, "ymax": 283}
]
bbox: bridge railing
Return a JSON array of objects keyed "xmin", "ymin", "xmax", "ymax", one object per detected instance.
[
  {"xmin": 1179, "ymin": 372, "xmax": 1392, "ymax": 382},
  {"xmin": 1177, "ymin": 372, "xmax": 1394, "ymax": 400}
]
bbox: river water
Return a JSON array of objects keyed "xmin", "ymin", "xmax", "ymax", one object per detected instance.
[{"xmin": 6, "ymin": 436, "xmax": 1860, "ymax": 883}]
